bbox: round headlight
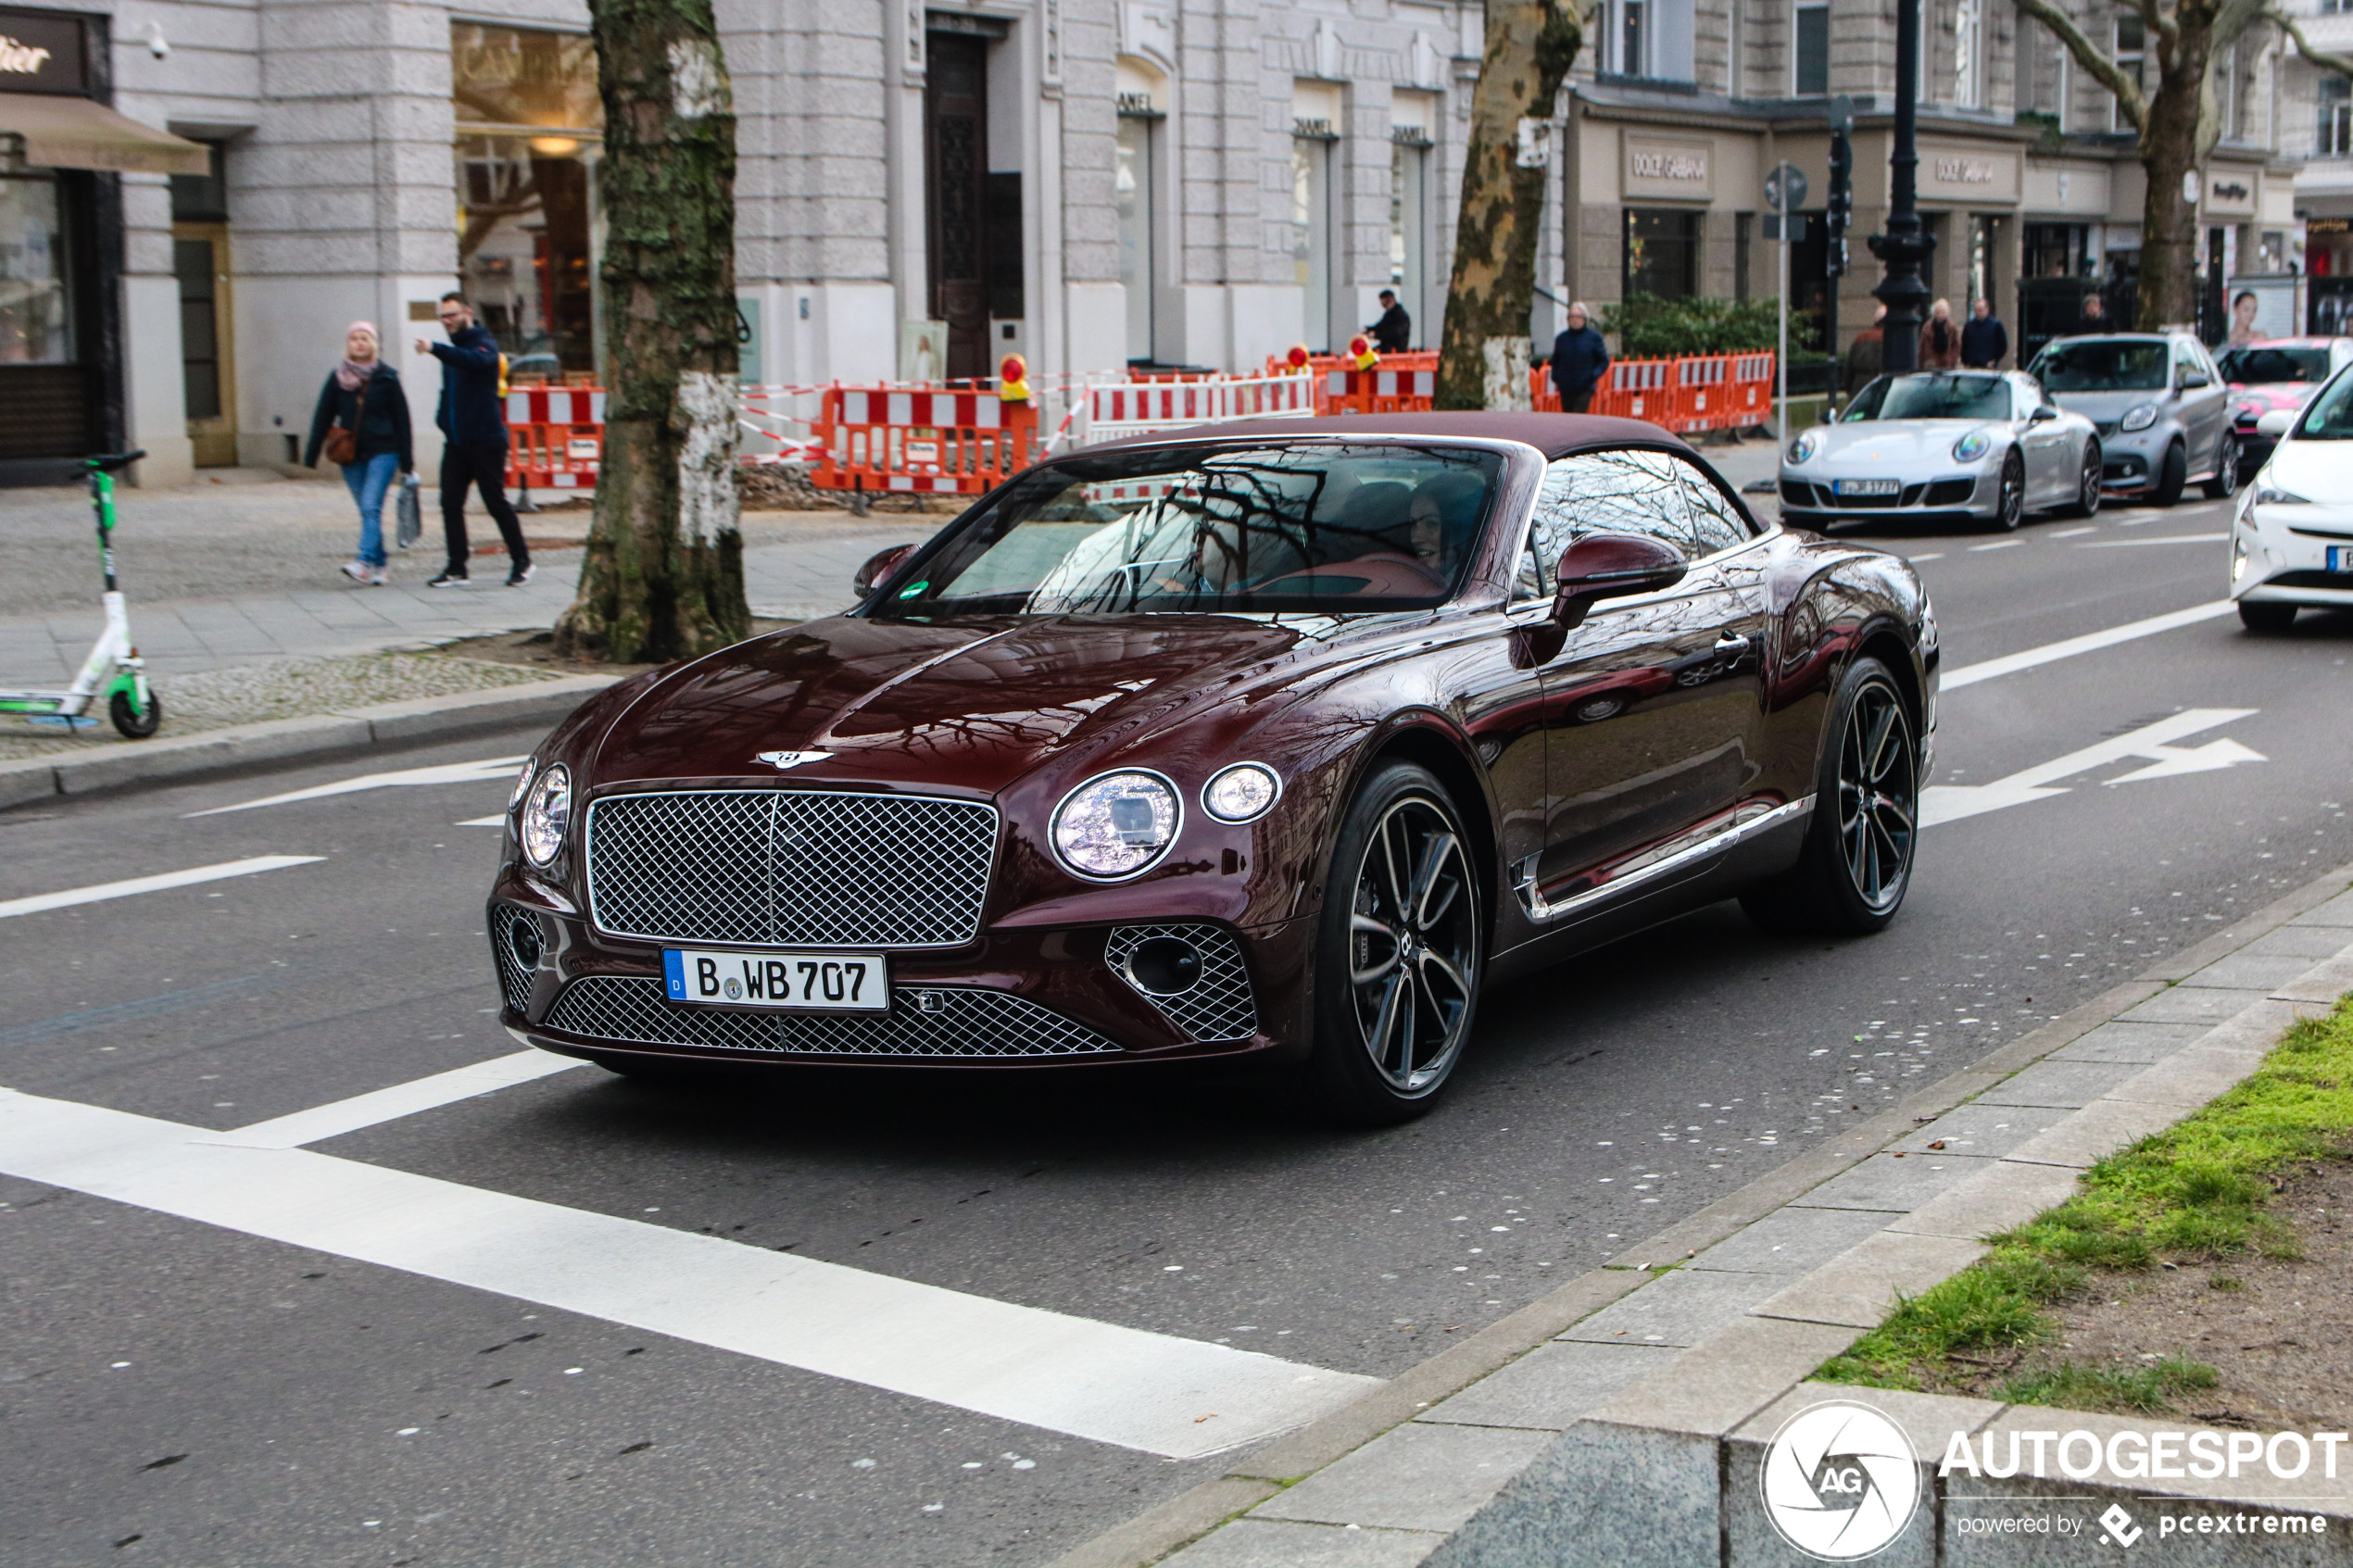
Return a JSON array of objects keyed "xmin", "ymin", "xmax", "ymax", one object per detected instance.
[
  {"xmin": 1051, "ymin": 770, "xmax": 1180, "ymax": 880},
  {"xmin": 1785, "ymin": 433, "xmax": 1818, "ymax": 465},
  {"xmin": 508, "ymin": 759, "xmax": 536, "ymax": 815},
  {"xmin": 1202, "ymin": 762, "xmax": 1281, "ymax": 823},
  {"xmin": 1951, "ymin": 429, "xmax": 1993, "ymax": 462},
  {"xmin": 520, "ymin": 763, "xmax": 571, "ymax": 866},
  {"xmin": 2119, "ymin": 402, "xmax": 2158, "ymax": 433}
]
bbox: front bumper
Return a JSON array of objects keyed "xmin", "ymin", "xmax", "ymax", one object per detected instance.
[
  {"xmin": 1777, "ymin": 471, "xmax": 1991, "ymax": 526},
  {"xmin": 2231, "ymin": 499, "xmax": 2353, "ymax": 608},
  {"xmin": 2095, "ymin": 424, "xmax": 2172, "ymax": 494},
  {"xmin": 488, "ymin": 868, "xmax": 1313, "ymax": 1070}
]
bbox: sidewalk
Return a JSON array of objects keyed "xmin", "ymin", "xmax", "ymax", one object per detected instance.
[
  {"xmin": 0, "ymin": 471, "xmax": 923, "ymax": 684},
  {"xmin": 1053, "ymin": 868, "xmax": 2353, "ymax": 1568}
]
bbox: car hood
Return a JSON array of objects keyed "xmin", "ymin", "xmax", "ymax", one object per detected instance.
[
  {"xmin": 2261, "ymin": 438, "xmax": 2353, "ymax": 502},
  {"xmin": 583, "ymin": 612, "xmax": 1357, "ymax": 796},
  {"xmin": 2048, "ymin": 388, "xmax": 2170, "ymax": 421},
  {"xmin": 1796, "ymin": 421, "xmax": 1992, "ymax": 469}
]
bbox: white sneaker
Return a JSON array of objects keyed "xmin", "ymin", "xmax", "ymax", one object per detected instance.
[
  {"xmin": 339, "ymin": 560, "xmax": 370, "ymax": 584},
  {"xmin": 367, "ymin": 566, "xmax": 389, "ymax": 586}
]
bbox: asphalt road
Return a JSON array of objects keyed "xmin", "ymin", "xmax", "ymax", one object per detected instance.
[{"xmin": 3, "ymin": 489, "xmax": 2349, "ymax": 1567}]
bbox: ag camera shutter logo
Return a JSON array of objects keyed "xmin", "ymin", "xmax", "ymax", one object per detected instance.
[{"xmin": 1760, "ymin": 1400, "xmax": 1921, "ymax": 1560}]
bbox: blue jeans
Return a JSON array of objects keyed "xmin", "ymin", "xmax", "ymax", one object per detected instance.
[{"xmin": 342, "ymin": 451, "xmax": 401, "ymax": 568}]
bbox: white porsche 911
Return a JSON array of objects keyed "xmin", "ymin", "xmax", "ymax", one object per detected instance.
[{"xmin": 1778, "ymin": 370, "xmax": 2105, "ymax": 532}]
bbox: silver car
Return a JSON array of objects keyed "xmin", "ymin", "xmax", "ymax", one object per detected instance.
[
  {"xmin": 2027, "ymin": 332, "xmax": 2238, "ymax": 506},
  {"xmin": 1778, "ymin": 370, "xmax": 2103, "ymax": 532}
]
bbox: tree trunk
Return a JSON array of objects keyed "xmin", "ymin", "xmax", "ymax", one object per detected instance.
[
  {"xmin": 555, "ymin": 0, "xmax": 749, "ymax": 663},
  {"xmin": 1434, "ymin": 0, "xmax": 1583, "ymax": 411},
  {"xmin": 2133, "ymin": 21, "xmax": 2212, "ymax": 331}
]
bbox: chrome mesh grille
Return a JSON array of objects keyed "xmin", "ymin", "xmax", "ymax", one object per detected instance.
[
  {"xmin": 1104, "ymin": 924, "xmax": 1259, "ymax": 1043},
  {"xmin": 491, "ymin": 907, "xmax": 538, "ymax": 1015},
  {"xmin": 543, "ymin": 975, "xmax": 1120, "ymax": 1058},
  {"xmin": 585, "ymin": 789, "xmax": 998, "ymax": 948}
]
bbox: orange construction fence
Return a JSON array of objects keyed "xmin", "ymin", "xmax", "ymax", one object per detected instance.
[
  {"xmin": 1529, "ymin": 352, "xmax": 1775, "ymax": 433},
  {"xmin": 505, "ymin": 386, "xmax": 606, "ymax": 492},
  {"xmin": 1325, "ymin": 363, "xmax": 1438, "ymax": 415},
  {"xmin": 809, "ymin": 386, "xmax": 1040, "ymax": 495}
]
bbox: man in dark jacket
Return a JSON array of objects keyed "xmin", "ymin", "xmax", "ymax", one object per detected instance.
[
  {"xmin": 1366, "ymin": 289, "xmax": 1412, "ymax": 352},
  {"xmin": 1550, "ymin": 303, "xmax": 1609, "ymax": 412},
  {"xmin": 1960, "ymin": 297, "xmax": 2008, "ymax": 369},
  {"xmin": 415, "ymin": 292, "xmax": 531, "ymax": 587}
]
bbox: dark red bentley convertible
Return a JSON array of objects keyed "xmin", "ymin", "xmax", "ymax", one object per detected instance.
[{"xmin": 489, "ymin": 412, "xmax": 1936, "ymax": 1122}]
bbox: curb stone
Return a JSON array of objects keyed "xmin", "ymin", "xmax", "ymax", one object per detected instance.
[
  {"xmin": 1038, "ymin": 860, "xmax": 2353, "ymax": 1568},
  {"xmin": 0, "ymin": 674, "xmax": 617, "ymax": 811}
]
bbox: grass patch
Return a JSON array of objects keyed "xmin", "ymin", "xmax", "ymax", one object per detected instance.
[{"xmin": 1818, "ymin": 992, "xmax": 2353, "ymax": 1411}]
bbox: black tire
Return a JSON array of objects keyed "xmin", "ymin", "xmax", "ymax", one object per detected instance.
[
  {"xmin": 1301, "ymin": 761, "xmax": 1483, "ymax": 1125},
  {"xmin": 2059, "ymin": 441, "xmax": 2103, "ymax": 518},
  {"xmin": 2238, "ymin": 600, "xmax": 2296, "ymax": 633},
  {"xmin": 2152, "ymin": 439, "xmax": 2188, "ymax": 507},
  {"xmin": 1992, "ymin": 450, "xmax": 2025, "ymax": 531},
  {"xmin": 108, "ymin": 688, "xmax": 161, "ymax": 739},
  {"xmin": 2201, "ymin": 433, "xmax": 2242, "ymax": 500},
  {"xmin": 1739, "ymin": 656, "xmax": 1919, "ymax": 937}
]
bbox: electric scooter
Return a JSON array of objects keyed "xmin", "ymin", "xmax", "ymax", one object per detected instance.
[{"xmin": 0, "ymin": 449, "xmax": 162, "ymax": 739}]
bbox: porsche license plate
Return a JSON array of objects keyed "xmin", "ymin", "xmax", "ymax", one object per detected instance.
[
  {"xmin": 2330, "ymin": 546, "xmax": 2353, "ymax": 573},
  {"xmin": 662, "ymin": 948, "xmax": 889, "ymax": 1010},
  {"xmin": 1832, "ymin": 478, "xmax": 1901, "ymax": 496}
]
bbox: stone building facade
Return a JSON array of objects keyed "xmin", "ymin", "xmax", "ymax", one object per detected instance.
[{"xmin": 0, "ymin": 0, "xmax": 2332, "ymax": 488}]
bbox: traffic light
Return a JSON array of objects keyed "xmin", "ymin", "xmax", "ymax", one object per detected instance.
[{"xmin": 1826, "ymin": 127, "xmax": 1854, "ymax": 278}]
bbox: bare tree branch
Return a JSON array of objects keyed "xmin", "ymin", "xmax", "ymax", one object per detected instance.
[
  {"xmin": 2015, "ymin": 0, "xmax": 2148, "ymax": 132},
  {"xmin": 2269, "ymin": 5, "xmax": 2353, "ymax": 77}
]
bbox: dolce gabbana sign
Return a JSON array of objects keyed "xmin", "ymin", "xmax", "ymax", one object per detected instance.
[
  {"xmin": 1918, "ymin": 141, "xmax": 2018, "ymax": 201},
  {"xmin": 0, "ymin": 7, "xmax": 88, "ymax": 94},
  {"xmin": 1623, "ymin": 135, "xmax": 1713, "ymax": 199}
]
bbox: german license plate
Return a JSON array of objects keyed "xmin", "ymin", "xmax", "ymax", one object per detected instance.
[
  {"xmin": 662, "ymin": 948, "xmax": 889, "ymax": 1010},
  {"xmin": 2330, "ymin": 546, "xmax": 2353, "ymax": 573},
  {"xmin": 1833, "ymin": 478, "xmax": 1901, "ymax": 496}
]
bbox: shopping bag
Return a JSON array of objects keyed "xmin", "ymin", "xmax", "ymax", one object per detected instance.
[{"xmin": 395, "ymin": 472, "xmax": 422, "ymax": 548}]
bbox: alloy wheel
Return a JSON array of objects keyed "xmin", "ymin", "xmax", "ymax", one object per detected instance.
[
  {"xmin": 2080, "ymin": 447, "xmax": 2103, "ymax": 514},
  {"xmin": 1998, "ymin": 453, "xmax": 2024, "ymax": 530},
  {"xmin": 1835, "ymin": 678, "xmax": 1917, "ymax": 914},
  {"xmin": 2217, "ymin": 435, "xmax": 2241, "ymax": 496},
  {"xmin": 1347, "ymin": 797, "xmax": 1479, "ymax": 1094}
]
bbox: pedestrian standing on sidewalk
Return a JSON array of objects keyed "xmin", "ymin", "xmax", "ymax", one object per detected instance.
[
  {"xmin": 415, "ymin": 292, "xmax": 532, "ymax": 588},
  {"xmin": 1550, "ymin": 303, "xmax": 1610, "ymax": 413},
  {"xmin": 1960, "ymin": 297, "xmax": 2008, "ymax": 369},
  {"xmin": 303, "ymin": 321, "xmax": 413, "ymax": 587}
]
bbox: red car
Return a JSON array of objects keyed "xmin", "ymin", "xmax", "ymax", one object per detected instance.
[
  {"xmin": 2221, "ymin": 337, "xmax": 2353, "ymax": 478},
  {"xmin": 487, "ymin": 413, "xmax": 1937, "ymax": 1123}
]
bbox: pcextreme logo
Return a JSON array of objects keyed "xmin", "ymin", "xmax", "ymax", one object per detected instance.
[{"xmin": 1760, "ymin": 1400, "xmax": 1923, "ymax": 1561}]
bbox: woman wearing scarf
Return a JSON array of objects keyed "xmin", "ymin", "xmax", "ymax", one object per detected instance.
[
  {"xmin": 303, "ymin": 321, "xmax": 414, "ymax": 585},
  {"xmin": 1917, "ymin": 298, "xmax": 1963, "ymax": 370}
]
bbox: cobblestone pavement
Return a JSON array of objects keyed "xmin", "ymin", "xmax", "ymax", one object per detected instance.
[{"xmin": 0, "ymin": 469, "xmax": 926, "ymax": 686}]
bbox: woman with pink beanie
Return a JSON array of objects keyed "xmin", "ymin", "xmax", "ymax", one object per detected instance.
[{"xmin": 302, "ymin": 321, "xmax": 414, "ymax": 584}]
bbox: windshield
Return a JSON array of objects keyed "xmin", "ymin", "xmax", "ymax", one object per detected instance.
[
  {"xmin": 870, "ymin": 442, "xmax": 1506, "ymax": 618},
  {"xmin": 2030, "ymin": 340, "xmax": 2170, "ymax": 392},
  {"xmin": 2293, "ymin": 370, "xmax": 2353, "ymax": 441},
  {"xmin": 1842, "ymin": 373, "xmax": 2013, "ymax": 422},
  {"xmin": 2219, "ymin": 345, "xmax": 2332, "ymax": 385}
]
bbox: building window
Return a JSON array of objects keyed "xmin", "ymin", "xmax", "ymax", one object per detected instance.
[
  {"xmin": 1115, "ymin": 113, "xmax": 1155, "ymax": 363},
  {"xmin": 2112, "ymin": 15, "xmax": 2144, "ymax": 133},
  {"xmin": 1624, "ymin": 208, "xmax": 1700, "ymax": 301},
  {"xmin": 2323, "ymin": 76, "xmax": 2353, "ymax": 156},
  {"xmin": 1292, "ymin": 134, "xmax": 1334, "ymax": 352},
  {"xmin": 1390, "ymin": 141, "xmax": 1428, "ymax": 339},
  {"xmin": 0, "ymin": 175, "xmax": 74, "ymax": 366},
  {"xmin": 1793, "ymin": 1, "xmax": 1828, "ymax": 95},
  {"xmin": 1620, "ymin": 0, "xmax": 1648, "ymax": 76},
  {"xmin": 451, "ymin": 24, "xmax": 604, "ymax": 383},
  {"xmin": 1953, "ymin": 0, "xmax": 1981, "ymax": 108}
]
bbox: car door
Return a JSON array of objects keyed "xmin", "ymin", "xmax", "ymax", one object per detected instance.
[
  {"xmin": 2012, "ymin": 376, "xmax": 2068, "ymax": 503},
  {"xmin": 1512, "ymin": 448, "xmax": 1762, "ymax": 918},
  {"xmin": 2176, "ymin": 337, "xmax": 2229, "ymax": 472}
]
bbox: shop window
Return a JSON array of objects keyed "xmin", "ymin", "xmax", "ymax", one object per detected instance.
[
  {"xmin": 2321, "ymin": 76, "xmax": 2353, "ymax": 157},
  {"xmin": 1793, "ymin": 1, "xmax": 1829, "ymax": 96},
  {"xmin": 1624, "ymin": 208, "xmax": 1700, "ymax": 302},
  {"xmin": 1115, "ymin": 112, "xmax": 1155, "ymax": 362},
  {"xmin": 0, "ymin": 174, "xmax": 73, "ymax": 366},
  {"xmin": 451, "ymin": 24, "xmax": 603, "ymax": 383},
  {"xmin": 1291, "ymin": 133, "xmax": 1334, "ymax": 352},
  {"xmin": 1390, "ymin": 140, "xmax": 1428, "ymax": 333}
]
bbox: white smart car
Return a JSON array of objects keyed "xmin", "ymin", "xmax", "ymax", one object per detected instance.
[{"xmin": 2234, "ymin": 364, "xmax": 2353, "ymax": 631}]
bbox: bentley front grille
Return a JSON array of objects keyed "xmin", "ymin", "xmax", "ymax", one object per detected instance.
[
  {"xmin": 1104, "ymin": 924, "xmax": 1260, "ymax": 1043},
  {"xmin": 543, "ymin": 975, "xmax": 1122, "ymax": 1059},
  {"xmin": 585, "ymin": 789, "xmax": 998, "ymax": 948}
]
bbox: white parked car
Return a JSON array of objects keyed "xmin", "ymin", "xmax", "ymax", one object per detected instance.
[
  {"xmin": 1779, "ymin": 371, "xmax": 2104, "ymax": 532},
  {"xmin": 2234, "ymin": 365, "xmax": 2353, "ymax": 631}
]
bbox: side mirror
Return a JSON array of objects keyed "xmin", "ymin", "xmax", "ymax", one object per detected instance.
[
  {"xmin": 852, "ymin": 543, "xmax": 918, "ymax": 599},
  {"xmin": 2179, "ymin": 370, "xmax": 2210, "ymax": 391},
  {"xmin": 2029, "ymin": 405, "xmax": 2058, "ymax": 423},
  {"xmin": 2257, "ymin": 408, "xmax": 2297, "ymax": 438},
  {"xmin": 1551, "ymin": 533, "xmax": 1687, "ymax": 631}
]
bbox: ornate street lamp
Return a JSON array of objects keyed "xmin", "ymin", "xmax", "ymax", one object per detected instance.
[{"xmin": 1869, "ymin": 0, "xmax": 1931, "ymax": 372}]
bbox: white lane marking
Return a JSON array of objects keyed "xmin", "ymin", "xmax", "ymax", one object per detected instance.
[
  {"xmin": 1919, "ymin": 709, "xmax": 2262, "ymax": 828},
  {"xmin": 188, "ymin": 757, "xmax": 528, "ymax": 818},
  {"xmin": 2050, "ymin": 526, "xmax": 2097, "ymax": 538},
  {"xmin": 455, "ymin": 815, "xmax": 506, "ymax": 828},
  {"xmin": 2078, "ymin": 533, "xmax": 2229, "ymax": 547},
  {"xmin": 1967, "ymin": 539, "xmax": 2025, "ymax": 552},
  {"xmin": 1909, "ymin": 552, "xmax": 1945, "ymax": 562},
  {"xmin": 0, "ymin": 1088, "xmax": 1376, "ymax": 1459},
  {"xmin": 1940, "ymin": 601, "xmax": 2236, "ymax": 691},
  {"xmin": 213, "ymin": 1051, "xmax": 588, "ymax": 1149},
  {"xmin": 0, "ymin": 856, "xmax": 324, "ymax": 921}
]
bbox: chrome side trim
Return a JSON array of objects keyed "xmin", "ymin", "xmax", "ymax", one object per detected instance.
[{"xmin": 1513, "ymin": 795, "xmax": 1815, "ymax": 924}]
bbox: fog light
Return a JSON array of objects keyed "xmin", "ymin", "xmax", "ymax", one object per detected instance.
[
  {"xmin": 1123, "ymin": 935, "xmax": 1202, "ymax": 996},
  {"xmin": 508, "ymin": 912, "xmax": 543, "ymax": 971}
]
